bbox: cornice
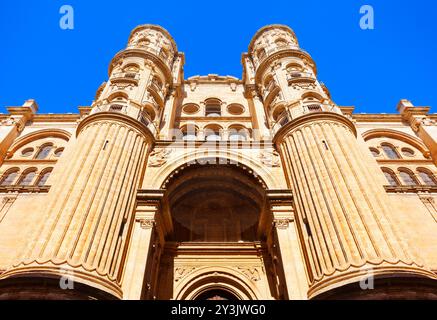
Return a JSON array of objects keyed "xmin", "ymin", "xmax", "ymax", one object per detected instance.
[
  {"xmin": 384, "ymin": 185, "xmax": 437, "ymax": 194},
  {"xmin": 185, "ymin": 75, "xmax": 243, "ymax": 85},
  {"xmin": 153, "ymin": 140, "xmax": 275, "ymax": 149},
  {"xmin": 255, "ymin": 49, "xmax": 316, "ymax": 83},
  {"xmin": 273, "ymin": 112, "xmax": 357, "ymax": 145},
  {"xmin": 109, "ymin": 48, "xmax": 173, "ymax": 84},
  {"xmin": 248, "ymin": 24, "xmax": 297, "ymax": 53},
  {"xmin": 76, "ymin": 112, "xmax": 155, "ymax": 142},
  {"xmin": 0, "ymin": 186, "xmax": 50, "ymax": 194},
  {"xmin": 128, "ymin": 24, "xmax": 178, "ymax": 53},
  {"xmin": 352, "ymin": 113, "xmax": 437, "ymax": 123}
]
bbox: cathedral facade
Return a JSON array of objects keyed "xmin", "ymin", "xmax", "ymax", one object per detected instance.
[{"xmin": 0, "ymin": 24, "xmax": 436, "ymax": 300}]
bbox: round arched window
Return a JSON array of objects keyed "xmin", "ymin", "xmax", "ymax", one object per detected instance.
[
  {"xmin": 54, "ymin": 148, "xmax": 64, "ymax": 157},
  {"xmin": 370, "ymin": 147, "xmax": 380, "ymax": 157},
  {"xmin": 21, "ymin": 148, "xmax": 34, "ymax": 157},
  {"xmin": 182, "ymin": 104, "xmax": 200, "ymax": 115},
  {"xmin": 401, "ymin": 148, "xmax": 415, "ymax": 157},
  {"xmin": 227, "ymin": 104, "xmax": 245, "ymax": 116}
]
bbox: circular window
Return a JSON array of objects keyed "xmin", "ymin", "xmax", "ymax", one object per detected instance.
[
  {"xmin": 401, "ymin": 148, "xmax": 415, "ymax": 157},
  {"xmin": 21, "ymin": 148, "xmax": 34, "ymax": 157},
  {"xmin": 227, "ymin": 104, "xmax": 245, "ymax": 116},
  {"xmin": 54, "ymin": 148, "xmax": 64, "ymax": 157},
  {"xmin": 370, "ymin": 147, "xmax": 380, "ymax": 157},
  {"xmin": 182, "ymin": 104, "xmax": 200, "ymax": 115}
]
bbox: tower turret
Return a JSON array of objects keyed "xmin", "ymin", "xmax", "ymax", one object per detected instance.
[
  {"xmin": 92, "ymin": 25, "xmax": 184, "ymax": 137},
  {"xmin": 0, "ymin": 25, "xmax": 183, "ymax": 300},
  {"xmin": 243, "ymin": 25, "xmax": 340, "ymax": 136},
  {"xmin": 245, "ymin": 25, "xmax": 436, "ymax": 299}
]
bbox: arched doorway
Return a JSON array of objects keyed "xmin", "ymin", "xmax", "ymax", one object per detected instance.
[
  {"xmin": 153, "ymin": 159, "xmax": 287, "ymax": 300},
  {"xmin": 196, "ymin": 289, "xmax": 239, "ymax": 301}
]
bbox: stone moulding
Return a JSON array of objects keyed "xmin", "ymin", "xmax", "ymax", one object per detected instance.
[
  {"xmin": 308, "ymin": 263, "xmax": 437, "ymax": 299},
  {"xmin": 76, "ymin": 112, "xmax": 155, "ymax": 142},
  {"xmin": 0, "ymin": 263, "xmax": 123, "ymax": 299},
  {"xmin": 273, "ymin": 111, "xmax": 357, "ymax": 145}
]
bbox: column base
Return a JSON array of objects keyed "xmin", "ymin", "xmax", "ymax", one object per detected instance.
[
  {"xmin": 0, "ymin": 264, "xmax": 122, "ymax": 300},
  {"xmin": 309, "ymin": 264, "xmax": 437, "ymax": 300}
]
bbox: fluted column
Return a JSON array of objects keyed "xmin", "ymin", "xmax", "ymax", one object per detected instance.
[
  {"xmin": 275, "ymin": 112, "xmax": 435, "ymax": 298},
  {"xmin": 1, "ymin": 113, "xmax": 153, "ymax": 299}
]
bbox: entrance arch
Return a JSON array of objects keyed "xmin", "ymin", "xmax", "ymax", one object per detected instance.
[
  {"xmin": 152, "ymin": 158, "xmax": 286, "ymax": 300},
  {"xmin": 174, "ymin": 267, "xmax": 260, "ymax": 300}
]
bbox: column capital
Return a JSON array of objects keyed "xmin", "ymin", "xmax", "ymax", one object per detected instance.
[{"xmin": 397, "ymin": 99, "xmax": 433, "ymax": 132}]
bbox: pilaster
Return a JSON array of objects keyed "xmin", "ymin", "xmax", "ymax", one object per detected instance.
[{"xmin": 398, "ymin": 99, "xmax": 437, "ymax": 166}]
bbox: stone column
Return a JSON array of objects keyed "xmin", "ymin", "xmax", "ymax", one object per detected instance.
[
  {"xmin": 268, "ymin": 192, "xmax": 308, "ymax": 299},
  {"xmin": 248, "ymin": 89, "xmax": 271, "ymax": 140},
  {"xmin": 1, "ymin": 113, "xmax": 153, "ymax": 299},
  {"xmin": 398, "ymin": 99, "xmax": 437, "ymax": 166},
  {"xmin": 122, "ymin": 191, "xmax": 164, "ymax": 300},
  {"xmin": 274, "ymin": 112, "xmax": 435, "ymax": 298}
]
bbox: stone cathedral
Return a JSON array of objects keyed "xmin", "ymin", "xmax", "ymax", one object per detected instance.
[{"xmin": 0, "ymin": 24, "xmax": 437, "ymax": 300}]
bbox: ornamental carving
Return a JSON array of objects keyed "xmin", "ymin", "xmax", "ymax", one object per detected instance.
[
  {"xmin": 174, "ymin": 267, "xmax": 197, "ymax": 282},
  {"xmin": 421, "ymin": 117, "xmax": 437, "ymax": 127},
  {"xmin": 148, "ymin": 149, "xmax": 172, "ymax": 167},
  {"xmin": 237, "ymin": 267, "xmax": 262, "ymax": 282},
  {"xmin": 138, "ymin": 219, "xmax": 155, "ymax": 229},
  {"xmin": 290, "ymin": 82, "xmax": 316, "ymax": 90},
  {"xmin": 1, "ymin": 117, "xmax": 17, "ymax": 127},
  {"xmin": 259, "ymin": 150, "xmax": 281, "ymax": 168},
  {"xmin": 274, "ymin": 219, "xmax": 290, "ymax": 229}
]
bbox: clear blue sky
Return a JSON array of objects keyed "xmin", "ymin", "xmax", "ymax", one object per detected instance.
[{"xmin": 0, "ymin": 0, "xmax": 436, "ymax": 114}]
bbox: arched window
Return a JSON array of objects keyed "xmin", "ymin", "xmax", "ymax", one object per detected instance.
[
  {"xmin": 382, "ymin": 168, "xmax": 399, "ymax": 187},
  {"xmin": 205, "ymin": 99, "xmax": 222, "ymax": 117},
  {"xmin": 36, "ymin": 169, "xmax": 53, "ymax": 187},
  {"xmin": 181, "ymin": 125, "xmax": 198, "ymax": 141},
  {"xmin": 275, "ymin": 38, "xmax": 287, "ymax": 47},
  {"xmin": 0, "ymin": 169, "xmax": 19, "ymax": 186},
  {"xmin": 381, "ymin": 144, "xmax": 401, "ymax": 160},
  {"xmin": 401, "ymin": 148, "xmax": 415, "ymax": 157},
  {"xmin": 204, "ymin": 125, "xmax": 222, "ymax": 141},
  {"xmin": 35, "ymin": 144, "xmax": 53, "ymax": 160},
  {"xmin": 370, "ymin": 147, "xmax": 380, "ymax": 157},
  {"xmin": 256, "ymin": 48, "xmax": 266, "ymax": 61},
  {"xmin": 417, "ymin": 169, "xmax": 437, "ymax": 186},
  {"xmin": 54, "ymin": 148, "xmax": 64, "ymax": 157},
  {"xmin": 18, "ymin": 169, "xmax": 37, "ymax": 186},
  {"xmin": 21, "ymin": 148, "xmax": 34, "ymax": 157},
  {"xmin": 399, "ymin": 169, "xmax": 419, "ymax": 186},
  {"xmin": 228, "ymin": 126, "xmax": 250, "ymax": 142}
]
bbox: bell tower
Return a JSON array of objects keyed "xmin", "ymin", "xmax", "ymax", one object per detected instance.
[
  {"xmin": 0, "ymin": 25, "xmax": 182, "ymax": 299},
  {"xmin": 244, "ymin": 25, "xmax": 436, "ymax": 299}
]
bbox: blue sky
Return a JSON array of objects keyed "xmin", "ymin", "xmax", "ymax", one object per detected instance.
[{"xmin": 0, "ymin": 0, "xmax": 436, "ymax": 114}]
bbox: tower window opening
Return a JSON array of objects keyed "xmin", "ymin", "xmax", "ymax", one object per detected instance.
[
  {"xmin": 110, "ymin": 104, "xmax": 125, "ymax": 113},
  {"xmin": 381, "ymin": 144, "xmax": 401, "ymax": 160},
  {"xmin": 18, "ymin": 170, "xmax": 37, "ymax": 186},
  {"xmin": 205, "ymin": 103, "xmax": 222, "ymax": 117},
  {"xmin": 382, "ymin": 168, "xmax": 400, "ymax": 187},
  {"xmin": 0, "ymin": 170, "xmax": 19, "ymax": 186},
  {"xmin": 399, "ymin": 170, "xmax": 419, "ymax": 186},
  {"xmin": 306, "ymin": 104, "xmax": 322, "ymax": 113},
  {"xmin": 417, "ymin": 169, "xmax": 437, "ymax": 186},
  {"xmin": 35, "ymin": 144, "xmax": 54, "ymax": 160}
]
